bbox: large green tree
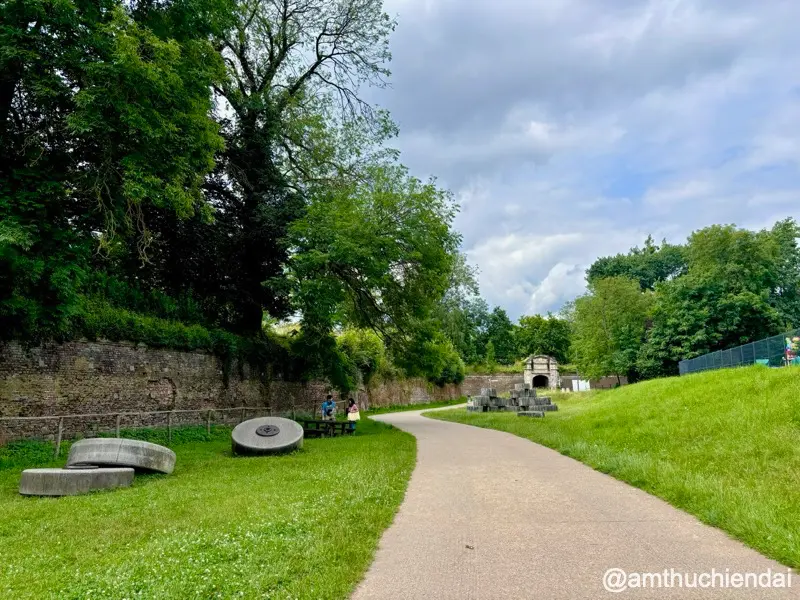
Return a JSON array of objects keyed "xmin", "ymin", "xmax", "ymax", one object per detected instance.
[
  {"xmin": 571, "ymin": 276, "xmax": 652, "ymax": 381},
  {"xmin": 287, "ymin": 163, "xmax": 461, "ymax": 383},
  {"xmin": 0, "ymin": 0, "xmax": 228, "ymax": 338},
  {"xmin": 769, "ymin": 218, "xmax": 800, "ymax": 327},
  {"xmin": 92, "ymin": 0, "xmax": 399, "ymax": 334},
  {"xmin": 484, "ymin": 306, "xmax": 516, "ymax": 365},
  {"xmin": 432, "ymin": 254, "xmax": 493, "ymax": 365},
  {"xmin": 637, "ymin": 223, "xmax": 789, "ymax": 377},
  {"xmin": 516, "ymin": 313, "xmax": 571, "ymax": 363},
  {"xmin": 587, "ymin": 235, "xmax": 686, "ymax": 291},
  {"xmin": 200, "ymin": 0, "xmax": 396, "ymax": 333}
]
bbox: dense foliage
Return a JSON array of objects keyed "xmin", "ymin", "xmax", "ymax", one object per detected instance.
[
  {"xmin": 569, "ymin": 277, "xmax": 652, "ymax": 381},
  {"xmin": 0, "ymin": 0, "xmax": 464, "ymax": 390},
  {"xmin": 572, "ymin": 218, "xmax": 800, "ymax": 379}
]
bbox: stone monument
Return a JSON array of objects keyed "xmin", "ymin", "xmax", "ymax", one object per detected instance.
[
  {"xmin": 20, "ymin": 437, "xmax": 176, "ymax": 497},
  {"xmin": 232, "ymin": 417, "xmax": 304, "ymax": 455},
  {"xmin": 523, "ymin": 355, "xmax": 560, "ymax": 390},
  {"xmin": 19, "ymin": 467, "xmax": 135, "ymax": 496},
  {"xmin": 67, "ymin": 438, "xmax": 176, "ymax": 474}
]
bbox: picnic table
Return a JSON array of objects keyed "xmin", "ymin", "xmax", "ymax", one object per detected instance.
[{"xmin": 298, "ymin": 419, "xmax": 355, "ymax": 438}]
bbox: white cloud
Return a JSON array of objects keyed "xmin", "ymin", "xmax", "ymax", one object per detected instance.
[
  {"xmin": 526, "ymin": 263, "xmax": 586, "ymax": 315},
  {"xmin": 374, "ymin": 0, "xmax": 800, "ymax": 318},
  {"xmin": 643, "ymin": 179, "xmax": 717, "ymax": 208}
]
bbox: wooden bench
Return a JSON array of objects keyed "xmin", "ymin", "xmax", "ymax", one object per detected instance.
[{"xmin": 298, "ymin": 419, "xmax": 355, "ymax": 438}]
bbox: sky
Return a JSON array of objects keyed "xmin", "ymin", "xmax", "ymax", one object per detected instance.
[{"xmin": 372, "ymin": 0, "xmax": 800, "ymax": 319}]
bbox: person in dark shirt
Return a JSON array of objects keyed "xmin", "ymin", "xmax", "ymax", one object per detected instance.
[{"xmin": 321, "ymin": 394, "xmax": 337, "ymax": 420}]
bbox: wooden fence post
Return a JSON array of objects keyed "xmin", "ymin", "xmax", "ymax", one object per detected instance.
[
  {"xmin": 167, "ymin": 412, "xmax": 172, "ymax": 444},
  {"xmin": 206, "ymin": 410, "xmax": 212, "ymax": 435},
  {"xmin": 54, "ymin": 417, "xmax": 64, "ymax": 459},
  {"xmin": 241, "ymin": 407, "xmax": 245, "ymax": 423},
  {"xmin": 115, "ymin": 414, "xmax": 121, "ymax": 438}
]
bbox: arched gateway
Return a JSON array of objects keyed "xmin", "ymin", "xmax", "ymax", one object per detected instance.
[{"xmin": 523, "ymin": 355, "xmax": 560, "ymax": 390}]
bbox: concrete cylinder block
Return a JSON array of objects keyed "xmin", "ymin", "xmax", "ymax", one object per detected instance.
[
  {"xmin": 232, "ymin": 417, "xmax": 304, "ymax": 456},
  {"xmin": 19, "ymin": 467, "xmax": 134, "ymax": 496},
  {"xmin": 67, "ymin": 438, "xmax": 176, "ymax": 474}
]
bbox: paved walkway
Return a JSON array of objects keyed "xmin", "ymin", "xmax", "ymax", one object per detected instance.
[{"xmin": 352, "ymin": 408, "xmax": 798, "ymax": 599}]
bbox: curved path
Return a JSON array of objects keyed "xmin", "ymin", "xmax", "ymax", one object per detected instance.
[{"xmin": 352, "ymin": 408, "xmax": 798, "ymax": 599}]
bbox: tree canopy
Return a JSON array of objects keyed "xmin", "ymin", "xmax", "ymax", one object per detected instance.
[
  {"xmin": 579, "ymin": 218, "xmax": 800, "ymax": 380},
  {"xmin": 0, "ymin": 0, "xmax": 465, "ymax": 389}
]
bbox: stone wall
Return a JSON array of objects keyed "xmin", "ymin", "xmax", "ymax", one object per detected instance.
[
  {"xmin": 359, "ymin": 374, "xmax": 522, "ymax": 410},
  {"xmin": 0, "ymin": 341, "xmax": 522, "ymax": 442}
]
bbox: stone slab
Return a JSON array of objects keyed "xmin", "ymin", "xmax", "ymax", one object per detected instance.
[
  {"xmin": 232, "ymin": 417, "xmax": 304, "ymax": 456},
  {"xmin": 473, "ymin": 395, "xmax": 490, "ymax": 407},
  {"xmin": 517, "ymin": 411, "xmax": 545, "ymax": 418},
  {"xmin": 67, "ymin": 438, "xmax": 176, "ymax": 474},
  {"xmin": 19, "ymin": 467, "xmax": 134, "ymax": 496}
]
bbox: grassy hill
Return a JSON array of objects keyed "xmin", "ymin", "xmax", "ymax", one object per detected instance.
[{"xmin": 429, "ymin": 365, "xmax": 800, "ymax": 567}]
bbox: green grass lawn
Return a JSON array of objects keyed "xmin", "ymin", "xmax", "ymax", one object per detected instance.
[
  {"xmin": 0, "ymin": 419, "xmax": 415, "ymax": 599},
  {"xmin": 428, "ymin": 365, "xmax": 800, "ymax": 568}
]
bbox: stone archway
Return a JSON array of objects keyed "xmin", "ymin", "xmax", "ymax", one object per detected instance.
[
  {"xmin": 523, "ymin": 355, "xmax": 560, "ymax": 390},
  {"xmin": 532, "ymin": 374, "xmax": 549, "ymax": 389}
]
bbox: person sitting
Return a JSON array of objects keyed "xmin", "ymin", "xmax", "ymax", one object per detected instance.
[{"xmin": 321, "ymin": 395, "xmax": 337, "ymax": 421}]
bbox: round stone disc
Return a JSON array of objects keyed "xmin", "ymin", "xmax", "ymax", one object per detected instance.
[
  {"xmin": 232, "ymin": 417, "xmax": 304, "ymax": 456},
  {"xmin": 66, "ymin": 438, "xmax": 176, "ymax": 474},
  {"xmin": 19, "ymin": 467, "xmax": 134, "ymax": 496}
]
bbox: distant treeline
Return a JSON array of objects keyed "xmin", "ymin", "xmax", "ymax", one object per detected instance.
[{"xmin": 568, "ymin": 218, "xmax": 800, "ymax": 380}]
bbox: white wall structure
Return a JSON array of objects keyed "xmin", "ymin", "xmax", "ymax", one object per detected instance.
[
  {"xmin": 523, "ymin": 355, "xmax": 560, "ymax": 390},
  {"xmin": 571, "ymin": 379, "xmax": 591, "ymax": 392}
]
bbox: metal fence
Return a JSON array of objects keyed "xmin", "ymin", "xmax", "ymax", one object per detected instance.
[
  {"xmin": 0, "ymin": 400, "xmax": 352, "ymax": 457},
  {"xmin": 678, "ymin": 328, "xmax": 800, "ymax": 375}
]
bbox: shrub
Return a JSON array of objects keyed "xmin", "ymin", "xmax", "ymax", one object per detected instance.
[{"xmin": 337, "ymin": 328, "xmax": 389, "ymax": 386}]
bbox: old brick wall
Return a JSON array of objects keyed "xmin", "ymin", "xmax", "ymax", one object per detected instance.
[
  {"xmin": 0, "ymin": 341, "xmax": 521, "ymax": 441},
  {"xmin": 358, "ymin": 374, "xmax": 523, "ymax": 410}
]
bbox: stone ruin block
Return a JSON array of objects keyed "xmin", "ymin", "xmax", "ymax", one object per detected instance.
[
  {"xmin": 67, "ymin": 438, "xmax": 176, "ymax": 474},
  {"xmin": 518, "ymin": 411, "xmax": 544, "ymax": 418},
  {"xmin": 20, "ymin": 467, "xmax": 135, "ymax": 496},
  {"xmin": 514, "ymin": 383, "xmax": 531, "ymax": 391},
  {"xmin": 474, "ymin": 395, "xmax": 490, "ymax": 407},
  {"xmin": 480, "ymin": 388, "xmax": 498, "ymax": 397},
  {"xmin": 466, "ymin": 396, "xmax": 483, "ymax": 412}
]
